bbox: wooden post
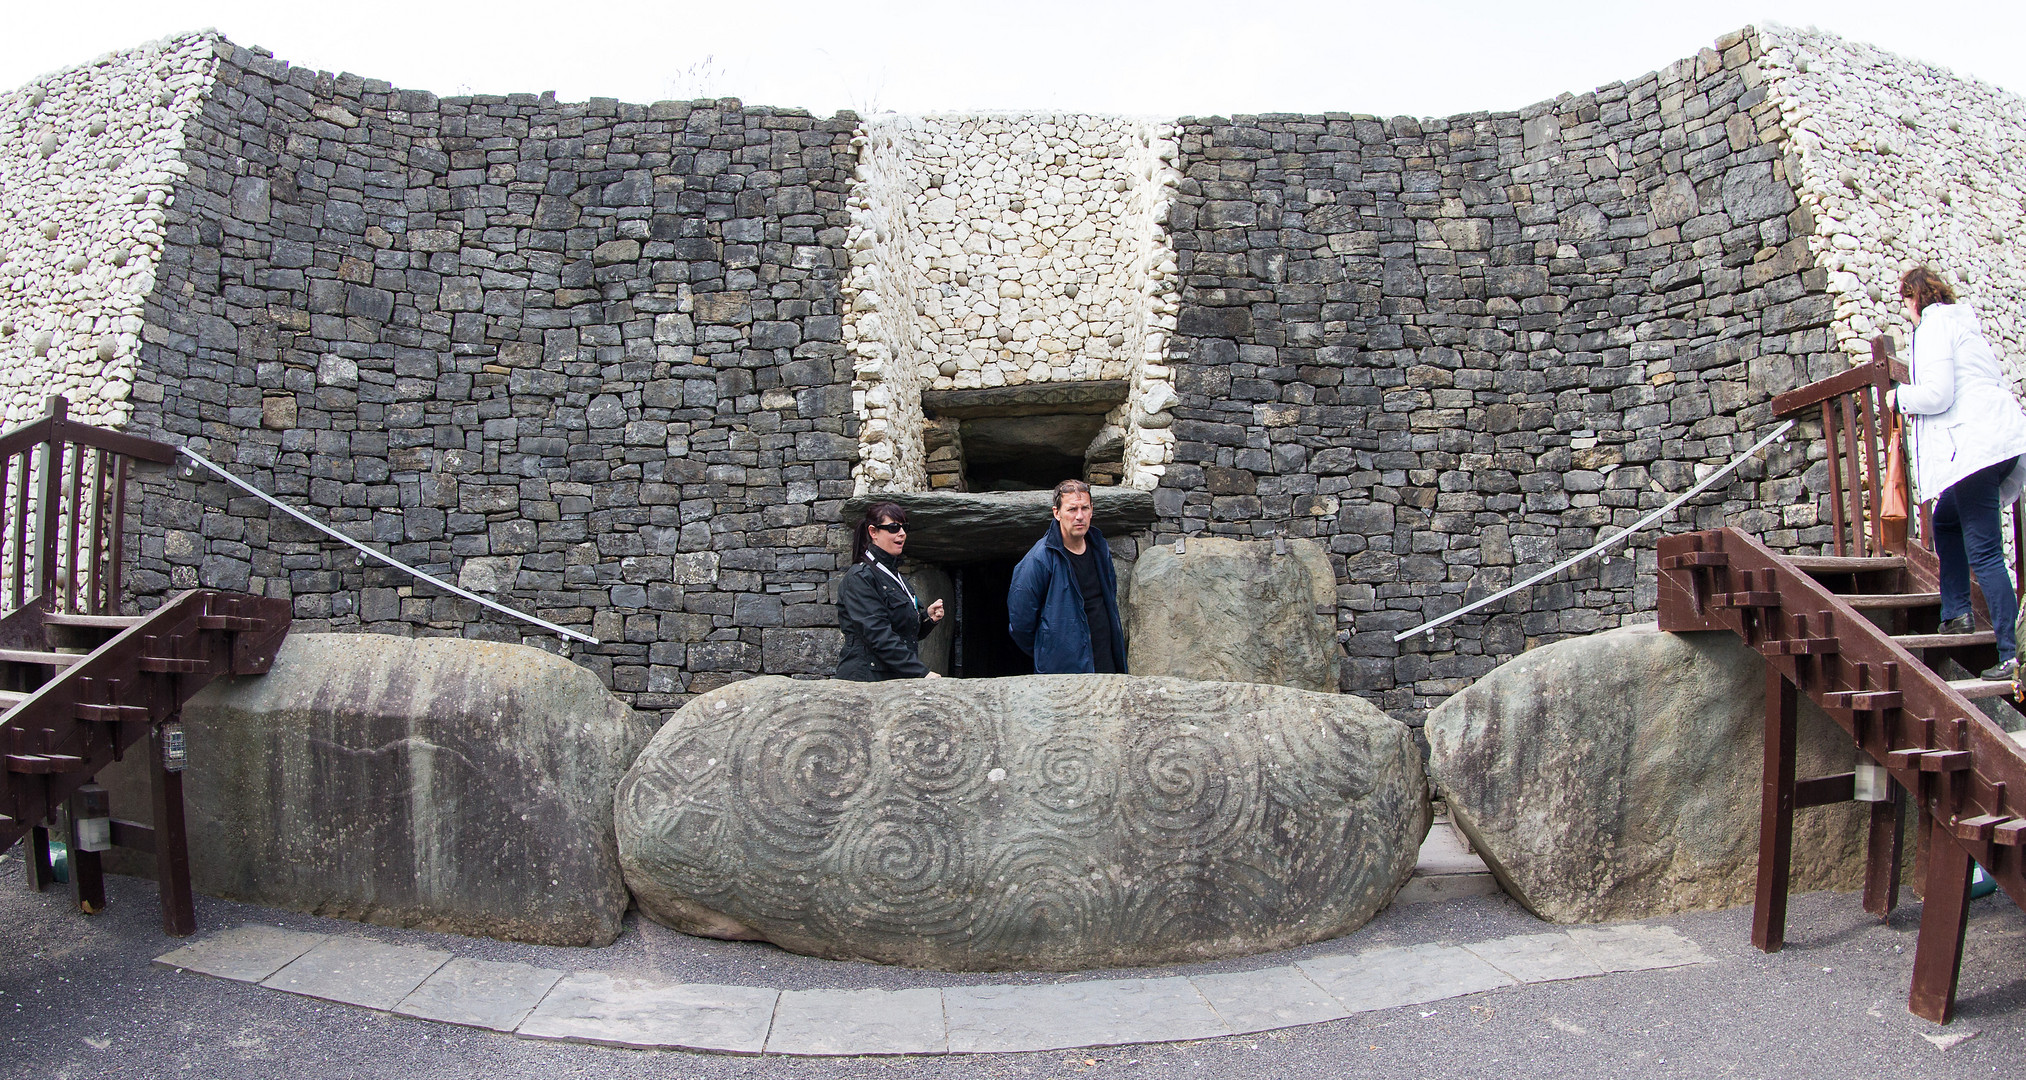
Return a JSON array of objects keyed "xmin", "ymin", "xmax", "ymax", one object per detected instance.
[
  {"xmin": 1908, "ymin": 807, "xmax": 1974, "ymax": 1023},
  {"xmin": 24, "ymin": 822, "xmax": 53, "ymax": 892},
  {"xmin": 148, "ymin": 720, "xmax": 194, "ymax": 936},
  {"xmin": 1862, "ymin": 784, "xmax": 1905, "ymax": 919},
  {"xmin": 32, "ymin": 396, "xmax": 64, "ymax": 606},
  {"xmin": 1752, "ymin": 667, "xmax": 1799, "ymax": 952},
  {"xmin": 63, "ymin": 790, "xmax": 105, "ymax": 915}
]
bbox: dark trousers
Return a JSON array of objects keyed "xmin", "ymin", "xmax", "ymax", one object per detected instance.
[{"xmin": 1934, "ymin": 456, "xmax": 2020, "ymax": 661}]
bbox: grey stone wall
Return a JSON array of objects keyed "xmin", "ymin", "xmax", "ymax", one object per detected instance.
[
  {"xmin": 125, "ymin": 44, "xmax": 861, "ymax": 711},
  {"xmin": 96, "ymin": 29, "xmax": 1863, "ymax": 726},
  {"xmin": 1158, "ymin": 28, "xmax": 1841, "ymax": 719}
]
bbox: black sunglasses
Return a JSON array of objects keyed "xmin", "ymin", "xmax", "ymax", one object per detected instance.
[{"xmin": 870, "ymin": 522, "xmax": 907, "ymax": 534}]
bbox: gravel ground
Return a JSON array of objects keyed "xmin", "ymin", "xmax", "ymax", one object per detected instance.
[{"xmin": 2, "ymin": 859, "xmax": 2023, "ymax": 1079}]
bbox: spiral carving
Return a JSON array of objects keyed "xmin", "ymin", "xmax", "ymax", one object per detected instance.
[
  {"xmin": 885, "ymin": 696, "xmax": 996, "ymax": 799},
  {"xmin": 1120, "ymin": 723, "xmax": 1258, "ymax": 850},
  {"xmin": 617, "ymin": 674, "xmax": 1424, "ymax": 971},
  {"xmin": 729, "ymin": 693, "xmax": 873, "ymax": 867},
  {"xmin": 815, "ymin": 797, "xmax": 973, "ymax": 940}
]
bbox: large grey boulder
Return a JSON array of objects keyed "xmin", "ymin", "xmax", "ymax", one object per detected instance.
[
  {"xmin": 106, "ymin": 634, "xmax": 651, "ymax": 945},
  {"xmin": 1125, "ymin": 537, "xmax": 1339, "ymax": 692},
  {"xmin": 1426, "ymin": 623, "xmax": 1869, "ymax": 923},
  {"xmin": 617, "ymin": 674, "xmax": 1426, "ymax": 970}
]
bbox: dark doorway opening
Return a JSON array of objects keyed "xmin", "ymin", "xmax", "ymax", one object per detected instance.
[{"xmin": 952, "ymin": 557, "xmax": 1032, "ymax": 678}]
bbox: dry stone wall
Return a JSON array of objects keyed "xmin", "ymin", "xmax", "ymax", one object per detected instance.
[
  {"xmin": 3, "ymin": 26, "xmax": 2017, "ymax": 723},
  {"xmin": 1157, "ymin": 28, "xmax": 1844, "ymax": 717},
  {"xmin": 1757, "ymin": 24, "xmax": 2026, "ymax": 375},
  {"xmin": 123, "ymin": 42, "xmax": 861, "ymax": 709},
  {"xmin": 0, "ymin": 34, "xmax": 218, "ymax": 428},
  {"xmin": 844, "ymin": 115, "xmax": 1182, "ymax": 492}
]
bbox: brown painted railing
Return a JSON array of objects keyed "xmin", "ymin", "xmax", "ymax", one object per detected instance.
[
  {"xmin": 0, "ymin": 396, "xmax": 178, "ymax": 619},
  {"xmin": 1771, "ymin": 336, "xmax": 2026, "ymax": 605}
]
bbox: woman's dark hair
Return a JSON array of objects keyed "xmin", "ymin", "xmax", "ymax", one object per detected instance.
[
  {"xmin": 1900, "ymin": 266, "xmax": 1957, "ymax": 316},
  {"xmin": 852, "ymin": 502, "xmax": 908, "ymax": 563}
]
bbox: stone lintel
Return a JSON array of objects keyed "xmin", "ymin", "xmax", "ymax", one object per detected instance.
[
  {"xmin": 921, "ymin": 380, "xmax": 1130, "ymax": 419},
  {"xmin": 840, "ymin": 488, "xmax": 1156, "ymax": 563}
]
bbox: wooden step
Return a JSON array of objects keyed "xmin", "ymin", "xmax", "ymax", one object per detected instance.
[
  {"xmin": 1895, "ymin": 631, "xmax": 1998, "ymax": 649},
  {"xmin": 1839, "ymin": 592, "xmax": 1942, "ymax": 610},
  {"xmin": 1949, "ymin": 677, "xmax": 2018, "ymax": 701},
  {"xmin": 5, "ymin": 753, "xmax": 86, "ymax": 774},
  {"xmin": 41, "ymin": 613, "xmax": 144, "ymax": 630},
  {"xmin": 137, "ymin": 656, "xmax": 215, "ymax": 674},
  {"xmin": 0, "ymin": 689, "xmax": 25, "ymax": 712},
  {"xmin": 0, "ymin": 647, "xmax": 83, "ymax": 668},
  {"xmin": 1787, "ymin": 554, "xmax": 1906, "ymax": 573}
]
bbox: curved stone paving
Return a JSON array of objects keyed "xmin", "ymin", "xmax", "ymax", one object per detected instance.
[{"xmin": 154, "ymin": 922, "xmax": 1709, "ymax": 1056}]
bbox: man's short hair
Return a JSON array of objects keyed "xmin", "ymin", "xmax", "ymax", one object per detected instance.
[{"xmin": 1052, "ymin": 479, "xmax": 1092, "ymax": 509}]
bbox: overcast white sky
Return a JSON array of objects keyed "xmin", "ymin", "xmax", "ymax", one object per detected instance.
[{"xmin": 6, "ymin": 1, "xmax": 2024, "ymax": 119}]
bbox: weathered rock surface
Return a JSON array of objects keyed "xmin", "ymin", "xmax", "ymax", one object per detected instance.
[
  {"xmin": 839, "ymin": 488, "xmax": 1156, "ymax": 563},
  {"xmin": 1125, "ymin": 537, "xmax": 1339, "ymax": 692},
  {"xmin": 1426, "ymin": 624, "xmax": 1869, "ymax": 923},
  {"xmin": 617, "ymin": 674, "xmax": 1426, "ymax": 970},
  {"xmin": 109, "ymin": 634, "xmax": 651, "ymax": 945}
]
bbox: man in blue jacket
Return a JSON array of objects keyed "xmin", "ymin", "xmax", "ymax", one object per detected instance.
[{"xmin": 1008, "ymin": 480, "xmax": 1127, "ymax": 674}]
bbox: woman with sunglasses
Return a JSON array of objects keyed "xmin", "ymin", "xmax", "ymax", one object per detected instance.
[{"xmin": 835, "ymin": 502, "xmax": 945, "ymax": 680}]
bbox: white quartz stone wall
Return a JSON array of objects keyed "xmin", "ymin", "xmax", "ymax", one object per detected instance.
[
  {"xmin": 1759, "ymin": 25, "xmax": 2026, "ymax": 379},
  {"xmin": 844, "ymin": 114, "xmax": 1182, "ymax": 493},
  {"xmin": 0, "ymin": 34, "xmax": 220, "ymax": 429}
]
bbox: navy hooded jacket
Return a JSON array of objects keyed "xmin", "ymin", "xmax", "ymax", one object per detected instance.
[{"xmin": 1007, "ymin": 520, "xmax": 1127, "ymax": 674}]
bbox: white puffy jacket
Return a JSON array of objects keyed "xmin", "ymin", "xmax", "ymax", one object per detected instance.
[{"xmin": 1896, "ymin": 303, "xmax": 2026, "ymax": 506}]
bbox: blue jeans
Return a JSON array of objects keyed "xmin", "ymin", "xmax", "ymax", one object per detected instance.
[{"xmin": 1934, "ymin": 457, "xmax": 2020, "ymax": 662}]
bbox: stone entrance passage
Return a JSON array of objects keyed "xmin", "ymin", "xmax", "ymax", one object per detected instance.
[{"xmin": 951, "ymin": 557, "xmax": 1029, "ymax": 677}]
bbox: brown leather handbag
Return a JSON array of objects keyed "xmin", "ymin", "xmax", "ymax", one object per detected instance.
[{"xmin": 1881, "ymin": 410, "xmax": 1909, "ymax": 550}]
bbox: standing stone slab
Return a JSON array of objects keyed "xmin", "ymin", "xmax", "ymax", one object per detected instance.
[
  {"xmin": 1189, "ymin": 966, "xmax": 1350, "ymax": 1034},
  {"xmin": 1124, "ymin": 537, "xmax": 1340, "ymax": 692},
  {"xmin": 1427, "ymin": 624, "xmax": 1869, "ymax": 923},
  {"xmin": 393, "ymin": 957, "xmax": 564, "ymax": 1032},
  {"xmin": 618, "ymin": 674, "xmax": 1427, "ymax": 970},
  {"xmin": 517, "ymin": 973, "xmax": 778, "ymax": 1053},
  {"xmin": 1296, "ymin": 944, "xmax": 1517, "ymax": 1013},
  {"xmin": 259, "ymin": 938, "xmax": 451, "ymax": 1010},
  {"xmin": 153, "ymin": 925, "xmax": 328, "ymax": 983},
  {"xmin": 943, "ymin": 978, "xmax": 1229, "ymax": 1053},
  {"xmin": 137, "ymin": 635, "xmax": 652, "ymax": 946},
  {"xmin": 766, "ymin": 987, "xmax": 948, "ymax": 1056}
]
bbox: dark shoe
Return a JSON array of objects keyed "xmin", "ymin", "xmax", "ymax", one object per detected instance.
[
  {"xmin": 1981, "ymin": 657, "xmax": 2016, "ymax": 681},
  {"xmin": 1939, "ymin": 614, "xmax": 1975, "ymax": 635}
]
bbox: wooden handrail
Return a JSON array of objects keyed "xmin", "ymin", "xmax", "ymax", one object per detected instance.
[{"xmin": 1, "ymin": 397, "xmax": 179, "ymax": 618}]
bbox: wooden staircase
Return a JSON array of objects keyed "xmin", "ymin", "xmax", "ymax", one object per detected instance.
[
  {"xmin": 1, "ymin": 396, "xmax": 290, "ymax": 934},
  {"xmin": 1655, "ymin": 338, "xmax": 2026, "ymax": 1023}
]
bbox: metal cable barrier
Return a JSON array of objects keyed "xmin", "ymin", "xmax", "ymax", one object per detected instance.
[
  {"xmin": 1393, "ymin": 418, "xmax": 1796, "ymax": 642},
  {"xmin": 178, "ymin": 447, "xmax": 598, "ymax": 645}
]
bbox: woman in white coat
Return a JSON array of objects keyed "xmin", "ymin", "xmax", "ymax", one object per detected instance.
[{"xmin": 1894, "ymin": 266, "xmax": 2026, "ymax": 680}]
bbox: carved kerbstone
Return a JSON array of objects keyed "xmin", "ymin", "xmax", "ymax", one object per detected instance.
[{"xmin": 616, "ymin": 674, "xmax": 1427, "ymax": 971}]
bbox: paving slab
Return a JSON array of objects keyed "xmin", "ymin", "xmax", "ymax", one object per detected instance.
[
  {"xmin": 1297, "ymin": 943, "xmax": 1517, "ymax": 1013},
  {"xmin": 1463, "ymin": 932, "xmax": 1607, "ymax": 983},
  {"xmin": 152, "ymin": 924, "xmax": 328, "ymax": 983},
  {"xmin": 517, "ymin": 972, "xmax": 778, "ymax": 1054},
  {"xmin": 766, "ymin": 987, "xmax": 947, "ymax": 1056},
  {"xmin": 393, "ymin": 957, "xmax": 565, "ymax": 1032},
  {"xmin": 1188, "ymin": 965, "xmax": 1349, "ymax": 1034},
  {"xmin": 1567, "ymin": 924, "xmax": 1711, "ymax": 972},
  {"xmin": 944, "ymin": 977, "xmax": 1230, "ymax": 1053},
  {"xmin": 259, "ymin": 937, "xmax": 451, "ymax": 1010}
]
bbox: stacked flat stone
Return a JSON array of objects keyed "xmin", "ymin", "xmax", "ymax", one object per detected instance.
[
  {"xmin": 0, "ymin": 33, "xmax": 216, "ymax": 428},
  {"xmin": 844, "ymin": 115, "xmax": 1182, "ymax": 493},
  {"xmin": 1758, "ymin": 24, "xmax": 2026, "ymax": 376},
  {"xmin": 1158, "ymin": 27, "xmax": 1842, "ymax": 718}
]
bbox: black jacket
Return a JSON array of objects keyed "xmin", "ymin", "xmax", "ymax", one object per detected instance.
[{"xmin": 835, "ymin": 550, "xmax": 934, "ymax": 680}]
